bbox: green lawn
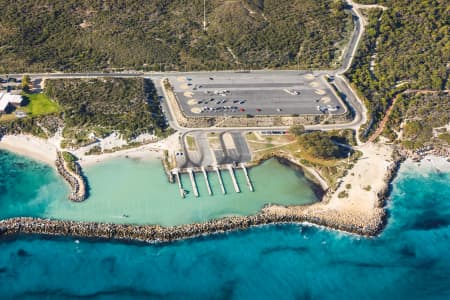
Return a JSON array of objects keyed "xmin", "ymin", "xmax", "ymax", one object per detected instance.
[{"xmin": 22, "ymin": 92, "xmax": 60, "ymax": 116}]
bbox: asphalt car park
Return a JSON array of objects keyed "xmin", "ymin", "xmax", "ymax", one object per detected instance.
[{"xmin": 167, "ymin": 71, "xmax": 346, "ymax": 117}]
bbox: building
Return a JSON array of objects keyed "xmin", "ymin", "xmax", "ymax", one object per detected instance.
[{"xmin": 0, "ymin": 93, "xmax": 24, "ymax": 113}]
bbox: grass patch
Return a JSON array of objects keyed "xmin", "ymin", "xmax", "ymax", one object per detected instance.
[
  {"xmin": 22, "ymin": 92, "xmax": 60, "ymax": 116},
  {"xmin": 186, "ymin": 135, "xmax": 197, "ymax": 151},
  {"xmin": 246, "ymin": 133, "xmax": 296, "ymax": 152},
  {"xmin": 0, "ymin": 114, "xmax": 18, "ymax": 122},
  {"xmin": 438, "ymin": 133, "xmax": 450, "ymax": 144},
  {"xmin": 0, "ymin": 92, "xmax": 59, "ymax": 122},
  {"xmin": 363, "ymin": 185, "xmax": 372, "ymax": 191},
  {"xmin": 338, "ymin": 190, "xmax": 348, "ymax": 198}
]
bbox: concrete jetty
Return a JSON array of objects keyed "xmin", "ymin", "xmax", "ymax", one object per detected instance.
[
  {"xmin": 188, "ymin": 169, "xmax": 199, "ymax": 197},
  {"xmin": 202, "ymin": 167, "xmax": 212, "ymax": 196},
  {"xmin": 241, "ymin": 164, "xmax": 254, "ymax": 192},
  {"xmin": 227, "ymin": 164, "xmax": 240, "ymax": 193},
  {"xmin": 173, "ymin": 169, "xmax": 185, "ymax": 198},
  {"xmin": 215, "ymin": 166, "xmax": 226, "ymax": 194}
]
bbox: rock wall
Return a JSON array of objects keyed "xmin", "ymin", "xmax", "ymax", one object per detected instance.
[
  {"xmin": 55, "ymin": 152, "xmax": 87, "ymax": 202},
  {"xmin": 0, "ymin": 208, "xmax": 384, "ymax": 245}
]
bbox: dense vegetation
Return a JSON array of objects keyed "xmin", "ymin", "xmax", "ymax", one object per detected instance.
[
  {"xmin": 0, "ymin": 0, "xmax": 352, "ymax": 72},
  {"xmin": 298, "ymin": 131, "xmax": 341, "ymax": 159},
  {"xmin": 0, "ymin": 114, "xmax": 63, "ymax": 138},
  {"xmin": 44, "ymin": 78, "xmax": 168, "ymax": 147},
  {"xmin": 283, "ymin": 128, "xmax": 358, "ymax": 188},
  {"xmin": 295, "ymin": 130, "xmax": 353, "ymax": 160},
  {"xmin": 62, "ymin": 151, "xmax": 79, "ymax": 172},
  {"xmin": 383, "ymin": 93, "xmax": 450, "ymax": 149},
  {"xmin": 346, "ymin": 0, "xmax": 449, "ymax": 140}
]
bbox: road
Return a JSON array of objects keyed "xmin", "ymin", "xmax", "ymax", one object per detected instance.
[{"xmin": 1, "ymin": 1, "xmax": 376, "ymax": 146}]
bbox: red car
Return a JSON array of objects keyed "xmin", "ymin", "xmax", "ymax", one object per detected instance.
[
  {"xmin": 256, "ymin": 108, "xmax": 262, "ymax": 112},
  {"xmin": 240, "ymin": 108, "xmax": 245, "ymax": 112}
]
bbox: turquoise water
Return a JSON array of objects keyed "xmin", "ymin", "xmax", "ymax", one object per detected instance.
[
  {"xmin": 0, "ymin": 150, "xmax": 318, "ymax": 226},
  {"xmin": 0, "ymin": 151, "xmax": 70, "ymax": 219},
  {"xmin": 1, "ymin": 151, "xmax": 450, "ymax": 299}
]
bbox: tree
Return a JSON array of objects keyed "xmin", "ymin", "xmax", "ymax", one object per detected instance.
[
  {"xmin": 21, "ymin": 75, "xmax": 31, "ymax": 92},
  {"xmin": 297, "ymin": 131, "xmax": 341, "ymax": 159},
  {"xmin": 290, "ymin": 124, "xmax": 305, "ymax": 136}
]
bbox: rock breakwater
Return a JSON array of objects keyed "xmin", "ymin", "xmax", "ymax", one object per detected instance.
[
  {"xmin": 55, "ymin": 152, "xmax": 87, "ymax": 202},
  {"xmin": 0, "ymin": 207, "xmax": 384, "ymax": 245}
]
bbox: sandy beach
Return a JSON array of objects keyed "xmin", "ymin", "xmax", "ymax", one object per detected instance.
[
  {"xmin": 75, "ymin": 144, "xmax": 163, "ymax": 167},
  {"xmin": 0, "ymin": 134, "xmax": 58, "ymax": 166},
  {"xmin": 74, "ymin": 132, "xmax": 180, "ymax": 167},
  {"xmin": 0, "ymin": 133, "xmax": 179, "ymax": 168},
  {"xmin": 263, "ymin": 142, "xmax": 396, "ymax": 232},
  {"xmin": 326, "ymin": 142, "xmax": 394, "ymax": 212}
]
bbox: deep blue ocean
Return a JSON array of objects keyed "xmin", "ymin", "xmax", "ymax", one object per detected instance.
[{"xmin": 0, "ymin": 150, "xmax": 449, "ymax": 299}]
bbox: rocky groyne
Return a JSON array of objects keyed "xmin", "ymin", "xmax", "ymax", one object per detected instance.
[{"xmin": 55, "ymin": 152, "xmax": 87, "ymax": 202}]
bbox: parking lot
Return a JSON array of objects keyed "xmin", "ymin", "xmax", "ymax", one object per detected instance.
[{"xmin": 167, "ymin": 71, "xmax": 345, "ymax": 117}]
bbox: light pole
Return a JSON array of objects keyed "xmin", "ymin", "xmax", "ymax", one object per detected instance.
[{"xmin": 203, "ymin": 0, "xmax": 207, "ymax": 31}]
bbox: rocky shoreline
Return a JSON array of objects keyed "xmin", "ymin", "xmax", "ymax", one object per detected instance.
[
  {"xmin": 403, "ymin": 145, "xmax": 450, "ymax": 162},
  {"xmin": 55, "ymin": 151, "xmax": 87, "ymax": 202},
  {"xmin": 376, "ymin": 151, "xmax": 405, "ymax": 207}
]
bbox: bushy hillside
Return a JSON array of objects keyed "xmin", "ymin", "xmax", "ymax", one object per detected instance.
[
  {"xmin": 346, "ymin": 0, "xmax": 449, "ymax": 140},
  {"xmin": 44, "ymin": 78, "xmax": 168, "ymax": 147},
  {"xmin": 0, "ymin": 0, "xmax": 352, "ymax": 72}
]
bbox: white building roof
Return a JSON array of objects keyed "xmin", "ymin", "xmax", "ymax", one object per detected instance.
[{"xmin": 0, "ymin": 93, "xmax": 24, "ymax": 112}]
